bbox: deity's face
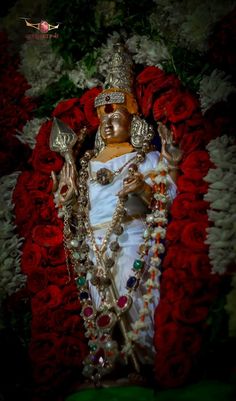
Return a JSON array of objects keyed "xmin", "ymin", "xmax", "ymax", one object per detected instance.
[{"xmin": 100, "ymin": 107, "xmax": 132, "ymax": 144}]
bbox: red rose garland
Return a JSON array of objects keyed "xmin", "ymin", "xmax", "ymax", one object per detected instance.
[
  {"xmin": 13, "ymin": 88, "xmax": 101, "ymax": 399},
  {"xmin": 136, "ymin": 66, "xmax": 221, "ymax": 387}
]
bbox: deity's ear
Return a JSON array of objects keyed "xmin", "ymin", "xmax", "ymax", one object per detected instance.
[
  {"xmin": 94, "ymin": 127, "xmax": 105, "ymax": 154},
  {"xmin": 130, "ymin": 115, "xmax": 150, "ymax": 149}
]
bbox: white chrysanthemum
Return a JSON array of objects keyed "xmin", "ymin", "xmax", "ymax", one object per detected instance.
[
  {"xmin": 68, "ymin": 61, "xmax": 101, "ymax": 90},
  {"xmin": 0, "ymin": 173, "xmax": 26, "ymax": 302},
  {"xmin": 151, "ymin": 0, "xmax": 235, "ymax": 53},
  {"xmin": 126, "ymin": 35, "xmax": 170, "ymax": 68},
  {"xmin": 16, "ymin": 117, "xmax": 47, "ymax": 149},
  {"xmin": 19, "ymin": 40, "xmax": 65, "ymax": 96},
  {"xmin": 204, "ymin": 135, "xmax": 236, "ymax": 274},
  {"xmin": 199, "ymin": 70, "xmax": 236, "ymax": 114}
]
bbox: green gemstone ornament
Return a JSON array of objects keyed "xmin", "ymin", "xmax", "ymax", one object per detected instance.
[{"xmin": 133, "ymin": 259, "xmax": 144, "ymax": 271}]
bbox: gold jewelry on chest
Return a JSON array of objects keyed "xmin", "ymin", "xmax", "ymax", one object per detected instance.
[{"xmin": 88, "ymin": 155, "xmax": 137, "ymax": 185}]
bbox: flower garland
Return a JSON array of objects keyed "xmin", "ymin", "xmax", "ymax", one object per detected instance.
[
  {"xmin": 204, "ymin": 135, "xmax": 236, "ymax": 274},
  {"xmin": 126, "ymin": 160, "xmax": 168, "ymax": 347},
  {"xmin": 135, "ymin": 65, "xmax": 221, "ymax": 387},
  {"xmin": 0, "ymin": 172, "xmax": 26, "ymax": 301},
  {"xmin": 12, "ymin": 91, "xmax": 100, "ymax": 398}
]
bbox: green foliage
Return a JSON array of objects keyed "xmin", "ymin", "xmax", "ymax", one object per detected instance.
[{"xmin": 46, "ymin": 0, "xmax": 155, "ymax": 62}]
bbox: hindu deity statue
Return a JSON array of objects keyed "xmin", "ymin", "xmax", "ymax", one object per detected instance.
[{"xmin": 50, "ymin": 43, "xmax": 182, "ymax": 387}]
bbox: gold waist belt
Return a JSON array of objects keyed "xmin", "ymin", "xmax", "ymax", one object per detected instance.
[{"xmin": 91, "ymin": 213, "xmax": 146, "ymax": 230}]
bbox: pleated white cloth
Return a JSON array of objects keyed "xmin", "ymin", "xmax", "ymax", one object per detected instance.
[{"xmin": 87, "ymin": 151, "xmax": 176, "ymax": 361}]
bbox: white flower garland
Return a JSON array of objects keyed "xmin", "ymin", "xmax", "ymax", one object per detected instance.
[
  {"xmin": 16, "ymin": 117, "xmax": 47, "ymax": 149},
  {"xmin": 0, "ymin": 173, "xmax": 26, "ymax": 302},
  {"xmin": 199, "ymin": 69, "xmax": 236, "ymax": 114},
  {"xmin": 204, "ymin": 135, "xmax": 236, "ymax": 274},
  {"xmin": 19, "ymin": 40, "xmax": 65, "ymax": 97},
  {"xmin": 151, "ymin": 0, "xmax": 236, "ymax": 53}
]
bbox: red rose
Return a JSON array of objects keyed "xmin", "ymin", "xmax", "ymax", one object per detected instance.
[
  {"xmin": 160, "ymin": 268, "xmax": 188, "ymax": 302},
  {"xmin": 170, "ymin": 123, "xmax": 187, "ymax": 143},
  {"xmin": 166, "ymin": 221, "xmax": 186, "ymax": 244},
  {"xmin": 182, "ymin": 252, "xmax": 212, "ymax": 278},
  {"xmin": 43, "ymin": 245, "xmax": 66, "ymax": 266},
  {"xmin": 180, "ymin": 151, "xmax": 213, "ymax": 181},
  {"xmin": 29, "ymin": 333, "xmax": 58, "ymax": 362},
  {"xmin": 155, "ymin": 351, "xmax": 192, "ymax": 388},
  {"xmin": 32, "ymin": 361, "xmax": 60, "ymax": 385},
  {"xmin": 61, "ymin": 284, "xmax": 81, "ymax": 312},
  {"xmin": 172, "ymin": 299, "xmax": 209, "ymax": 324},
  {"xmin": 13, "ymin": 183, "xmax": 34, "ymax": 224},
  {"xmin": 31, "ymin": 285, "xmax": 63, "ymax": 313},
  {"xmin": 136, "ymin": 70, "xmax": 180, "ymax": 117},
  {"xmin": 154, "ymin": 322, "xmax": 202, "ymax": 355},
  {"xmin": 47, "ymin": 264, "xmax": 69, "ymax": 286},
  {"xmin": 162, "ymin": 246, "xmax": 186, "ymax": 270},
  {"xmin": 57, "ymin": 335, "xmax": 87, "ymax": 366},
  {"xmin": 177, "ymin": 175, "xmax": 209, "ymax": 194},
  {"xmin": 154, "ymin": 299, "xmax": 173, "ymax": 326},
  {"xmin": 136, "ymin": 66, "xmax": 166, "ymax": 85},
  {"xmin": 27, "ymin": 269, "xmax": 49, "ymax": 293},
  {"xmin": 52, "ymin": 98, "xmax": 85, "ymax": 133},
  {"xmin": 16, "ymin": 170, "xmax": 52, "ymax": 193},
  {"xmin": 180, "ymin": 130, "xmax": 205, "ymax": 154},
  {"xmin": 181, "ymin": 221, "xmax": 208, "ymax": 251},
  {"xmin": 35, "ymin": 120, "xmax": 52, "ymax": 148},
  {"xmin": 166, "ymin": 92, "xmax": 199, "ymax": 123},
  {"xmin": 53, "ymin": 98, "xmax": 80, "ymax": 116},
  {"xmin": 80, "ymin": 87, "xmax": 102, "ymax": 128},
  {"xmin": 31, "ymin": 145, "xmax": 64, "ymax": 174},
  {"xmin": 31, "ymin": 310, "xmax": 53, "ymax": 334},
  {"xmin": 153, "ymin": 89, "xmax": 178, "ymax": 122},
  {"xmin": 21, "ymin": 240, "xmax": 43, "ymax": 274},
  {"xmin": 171, "ymin": 193, "xmax": 208, "ymax": 220},
  {"xmin": 32, "ymin": 224, "xmax": 63, "ymax": 247},
  {"xmin": 180, "ymin": 326, "xmax": 202, "ymax": 354},
  {"xmin": 62, "ymin": 315, "xmax": 84, "ymax": 334},
  {"xmin": 154, "ymin": 321, "xmax": 180, "ymax": 352}
]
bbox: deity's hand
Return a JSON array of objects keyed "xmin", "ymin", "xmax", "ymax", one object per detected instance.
[
  {"xmin": 157, "ymin": 122, "xmax": 182, "ymax": 167},
  {"xmin": 118, "ymin": 172, "xmax": 152, "ymax": 206},
  {"xmin": 51, "ymin": 162, "xmax": 78, "ymax": 206}
]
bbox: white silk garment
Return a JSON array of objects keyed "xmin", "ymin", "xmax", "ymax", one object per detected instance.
[{"xmin": 87, "ymin": 151, "xmax": 176, "ymax": 362}]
